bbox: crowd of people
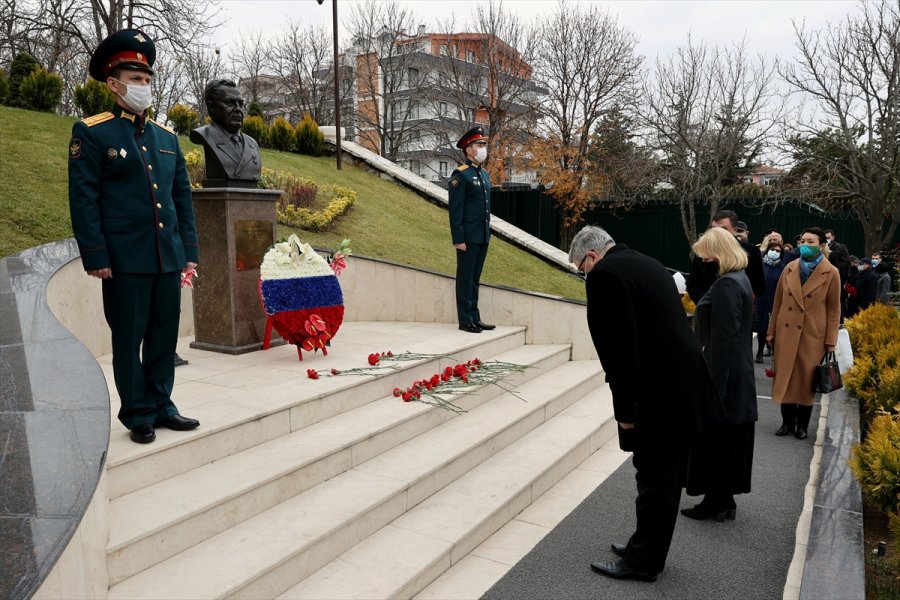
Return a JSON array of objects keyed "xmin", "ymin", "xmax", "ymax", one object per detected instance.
[{"xmin": 568, "ymin": 210, "xmax": 894, "ymax": 584}]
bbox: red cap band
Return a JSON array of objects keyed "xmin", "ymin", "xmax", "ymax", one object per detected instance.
[{"xmin": 104, "ymin": 50, "xmax": 151, "ymax": 76}]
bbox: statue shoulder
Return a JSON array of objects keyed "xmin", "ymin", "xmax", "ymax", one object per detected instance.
[
  {"xmin": 81, "ymin": 112, "xmax": 114, "ymax": 127},
  {"xmin": 149, "ymin": 118, "xmax": 176, "ymax": 136}
]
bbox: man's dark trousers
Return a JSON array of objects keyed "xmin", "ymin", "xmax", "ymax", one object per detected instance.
[
  {"xmin": 624, "ymin": 431, "xmax": 688, "ymax": 573},
  {"xmin": 103, "ymin": 272, "xmax": 181, "ymax": 429},
  {"xmin": 456, "ymin": 242, "xmax": 488, "ymax": 325}
]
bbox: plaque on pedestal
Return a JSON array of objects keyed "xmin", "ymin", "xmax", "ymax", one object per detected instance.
[{"xmin": 190, "ymin": 187, "xmax": 284, "ymax": 354}]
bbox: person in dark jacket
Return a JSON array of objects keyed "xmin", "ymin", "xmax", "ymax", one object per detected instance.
[
  {"xmin": 570, "ymin": 226, "xmax": 719, "ymax": 583},
  {"xmin": 682, "ymin": 227, "xmax": 757, "ymax": 522},
  {"xmin": 854, "ymin": 258, "xmax": 879, "ymax": 312},
  {"xmin": 755, "ymin": 242, "xmax": 787, "ymax": 362},
  {"xmin": 872, "ymin": 253, "xmax": 893, "ymax": 304},
  {"xmin": 686, "ymin": 210, "xmax": 764, "ymax": 303},
  {"xmin": 448, "ymin": 126, "xmax": 493, "ymax": 333}
]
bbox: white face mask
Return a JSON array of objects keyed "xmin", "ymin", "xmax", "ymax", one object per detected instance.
[
  {"xmin": 766, "ymin": 250, "xmax": 781, "ymax": 261},
  {"xmin": 473, "ymin": 147, "xmax": 488, "ymax": 164},
  {"xmin": 114, "ymin": 79, "xmax": 152, "ymax": 113},
  {"xmin": 857, "ymin": 264, "xmax": 866, "ymax": 271}
]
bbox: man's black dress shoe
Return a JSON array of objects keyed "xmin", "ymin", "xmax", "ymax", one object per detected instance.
[
  {"xmin": 129, "ymin": 423, "xmax": 156, "ymax": 444},
  {"xmin": 611, "ymin": 543, "xmax": 627, "ymax": 557},
  {"xmin": 458, "ymin": 323, "xmax": 482, "ymax": 333},
  {"xmin": 755, "ymin": 355, "xmax": 764, "ymax": 364},
  {"xmin": 174, "ymin": 353, "xmax": 188, "ymax": 367},
  {"xmin": 475, "ymin": 321, "xmax": 496, "ymax": 330},
  {"xmin": 590, "ymin": 559, "xmax": 657, "ymax": 582},
  {"xmin": 680, "ymin": 503, "xmax": 728, "ymax": 522},
  {"xmin": 795, "ymin": 427, "xmax": 808, "ymax": 440},
  {"xmin": 158, "ymin": 414, "xmax": 200, "ymax": 431}
]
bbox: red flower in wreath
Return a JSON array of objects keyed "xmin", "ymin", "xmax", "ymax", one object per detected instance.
[{"xmin": 368, "ymin": 353, "xmax": 380, "ymax": 366}]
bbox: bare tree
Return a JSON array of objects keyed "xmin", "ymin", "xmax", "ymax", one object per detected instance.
[
  {"xmin": 345, "ymin": 0, "xmax": 435, "ymax": 160},
  {"xmin": 229, "ymin": 30, "xmax": 271, "ymax": 109},
  {"xmin": 150, "ymin": 54, "xmax": 187, "ymax": 123},
  {"xmin": 781, "ymin": 0, "xmax": 900, "ymax": 254},
  {"xmin": 643, "ymin": 36, "xmax": 782, "ymax": 246},
  {"xmin": 181, "ymin": 44, "xmax": 224, "ymax": 122},
  {"xmin": 433, "ymin": 2, "xmax": 540, "ymax": 183},
  {"xmin": 270, "ymin": 21, "xmax": 333, "ymax": 124},
  {"xmin": 529, "ymin": 1, "xmax": 643, "ymax": 246}
]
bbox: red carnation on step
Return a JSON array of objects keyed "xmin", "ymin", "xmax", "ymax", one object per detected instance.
[{"xmin": 306, "ymin": 369, "xmax": 319, "ymax": 380}]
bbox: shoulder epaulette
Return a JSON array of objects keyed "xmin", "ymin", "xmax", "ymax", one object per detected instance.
[
  {"xmin": 148, "ymin": 119, "xmax": 176, "ymax": 135},
  {"xmin": 81, "ymin": 112, "xmax": 114, "ymax": 127},
  {"xmin": 457, "ymin": 164, "xmax": 469, "ymax": 171}
]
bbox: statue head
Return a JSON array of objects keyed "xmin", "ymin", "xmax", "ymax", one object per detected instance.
[{"xmin": 204, "ymin": 79, "xmax": 245, "ymax": 134}]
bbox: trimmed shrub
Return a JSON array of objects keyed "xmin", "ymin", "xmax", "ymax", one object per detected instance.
[
  {"xmin": 167, "ymin": 104, "xmax": 199, "ymax": 136},
  {"xmin": 844, "ymin": 304, "xmax": 900, "ymax": 423},
  {"xmin": 851, "ymin": 413, "xmax": 900, "ymax": 513},
  {"xmin": 19, "ymin": 68, "xmax": 63, "ymax": 112},
  {"xmin": 184, "ymin": 149, "xmax": 206, "ymax": 187},
  {"xmin": 0, "ymin": 70, "xmax": 9, "ymax": 104},
  {"xmin": 247, "ymin": 100, "xmax": 264, "ymax": 118},
  {"xmin": 277, "ymin": 184, "xmax": 355, "ymax": 232},
  {"xmin": 295, "ymin": 113, "xmax": 325, "ymax": 156},
  {"xmin": 241, "ymin": 115, "xmax": 269, "ymax": 148},
  {"xmin": 8, "ymin": 52, "xmax": 40, "ymax": 107},
  {"xmin": 268, "ymin": 117, "xmax": 295, "ymax": 151},
  {"xmin": 74, "ymin": 79, "xmax": 115, "ymax": 116}
]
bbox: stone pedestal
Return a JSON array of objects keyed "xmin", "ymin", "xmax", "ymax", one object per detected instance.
[{"xmin": 190, "ymin": 187, "xmax": 284, "ymax": 354}]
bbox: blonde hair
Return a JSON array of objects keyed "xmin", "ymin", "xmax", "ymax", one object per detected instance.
[{"xmin": 693, "ymin": 227, "xmax": 749, "ymax": 275}]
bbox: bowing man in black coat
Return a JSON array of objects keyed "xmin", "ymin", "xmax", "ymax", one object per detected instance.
[{"xmin": 570, "ymin": 226, "xmax": 719, "ymax": 583}]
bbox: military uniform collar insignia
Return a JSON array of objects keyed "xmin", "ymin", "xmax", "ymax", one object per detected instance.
[{"xmin": 113, "ymin": 103, "xmax": 143, "ymax": 126}]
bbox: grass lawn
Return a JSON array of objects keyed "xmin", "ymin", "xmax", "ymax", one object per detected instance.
[{"xmin": 0, "ymin": 105, "xmax": 585, "ymax": 300}]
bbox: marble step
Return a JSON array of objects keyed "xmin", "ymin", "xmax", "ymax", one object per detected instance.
[
  {"xmin": 279, "ymin": 384, "xmax": 616, "ymax": 599},
  {"xmin": 105, "ymin": 324, "xmax": 527, "ymax": 500},
  {"xmin": 106, "ymin": 343, "xmax": 571, "ymax": 584},
  {"xmin": 106, "ymin": 360, "xmax": 603, "ymax": 600}
]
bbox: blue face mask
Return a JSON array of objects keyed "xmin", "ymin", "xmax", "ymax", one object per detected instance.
[
  {"xmin": 871, "ymin": 259, "xmax": 881, "ymax": 267},
  {"xmin": 766, "ymin": 250, "xmax": 781, "ymax": 261},
  {"xmin": 799, "ymin": 244, "xmax": 821, "ymax": 260}
]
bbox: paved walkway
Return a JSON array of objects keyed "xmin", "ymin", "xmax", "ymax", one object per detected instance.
[{"xmin": 479, "ymin": 360, "xmax": 819, "ymax": 600}]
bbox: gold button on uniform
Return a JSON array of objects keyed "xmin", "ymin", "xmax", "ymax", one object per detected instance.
[
  {"xmin": 142, "ymin": 146, "xmax": 147, "ymax": 151},
  {"xmin": 153, "ymin": 183, "xmax": 158, "ymax": 190},
  {"xmin": 159, "ymin": 223, "xmax": 164, "ymax": 228},
  {"xmin": 148, "ymin": 164, "xmax": 153, "ymax": 171},
  {"xmin": 156, "ymin": 202, "xmax": 162, "ymax": 208}
]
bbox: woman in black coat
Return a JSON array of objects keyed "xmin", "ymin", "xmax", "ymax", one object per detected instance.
[
  {"xmin": 755, "ymin": 242, "xmax": 787, "ymax": 362},
  {"xmin": 683, "ymin": 227, "xmax": 758, "ymax": 521}
]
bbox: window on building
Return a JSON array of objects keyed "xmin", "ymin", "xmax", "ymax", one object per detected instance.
[
  {"xmin": 452, "ymin": 44, "xmax": 458, "ymax": 58},
  {"xmin": 439, "ymin": 101, "xmax": 448, "ymax": 117},
  {"xmin": 439, "ymin": 161, "xmax": 449, "ymax": 177},
  {"xmin": 407, "ymin": 67, "xmax": 419, "ymax": 86},
  {"xmin": 467, "ymin": 50, "xmax": 476, "ymax": 63},
  {"xmin": 410, "ymin": 159, "xmax": 421, "ymax": 175},
  {"xmin": 439, "ymin": 44, "xmax": 449, "ymax": 56}
]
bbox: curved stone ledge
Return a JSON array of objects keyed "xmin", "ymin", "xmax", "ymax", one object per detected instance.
[
  {"xmin": 800, "ymin": 389, "xmax": 865, "ymax": 600},
  {"xmin": 0, "ymin": 239, "xmax": 110, "ymax": 600}
]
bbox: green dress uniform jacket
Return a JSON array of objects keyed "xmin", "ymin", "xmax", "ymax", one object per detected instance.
[
  {"xmin": 68, "ymin": 104, "xmax": 199, "ymax": 273},
  {"xmin": 448, "ymin": 160, "xmax": 491, "ymax": 245},
  {"xmin": 448, "ymin": 160, "xmax": 491, "ymax": 325},
  {"xmin": 68, "ymin": 103, "xmax": 199, "ymax": 429}
]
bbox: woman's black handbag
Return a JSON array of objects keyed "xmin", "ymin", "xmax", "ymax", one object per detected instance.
[{"xmin": 813, "ymin": 351, "xmax": 843, "ymax": 393}]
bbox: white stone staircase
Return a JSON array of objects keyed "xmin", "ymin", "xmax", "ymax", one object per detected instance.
[{"xmin": 100, "ymin": 322, "xmax": 617, "ymax": 599}]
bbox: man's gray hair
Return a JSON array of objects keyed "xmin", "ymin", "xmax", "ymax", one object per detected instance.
[{"xmin": 568, "ymin": 226, "xmax": 615, "ymax": 266}]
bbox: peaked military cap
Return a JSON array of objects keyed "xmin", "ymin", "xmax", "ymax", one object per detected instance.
[
  {"xmin": 89, "ymin": 28, "xmax": 156, "ymax": 81},
  {"xmin": 456, "ymin": 125, "xmax": 486, "ymax": 149}
]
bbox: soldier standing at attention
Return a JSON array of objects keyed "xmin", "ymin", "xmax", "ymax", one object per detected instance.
[
  {"xmin": 449, "ymin": 126, "xmax": 495, "ymax": 334},
  {"xmin": 68, "ymin": 29, "xmax": 200, "ymax": 444}
]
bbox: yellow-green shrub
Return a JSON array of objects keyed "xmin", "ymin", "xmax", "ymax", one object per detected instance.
[
  {"xmin": 268, "ymin": 116, "xmax": 295, "ymax": 151},
  {"xmin": 184, "ymin": 149, "xmax": 205, "ymax": 188},
  {"xmin": 241, "ymin": 115, "xmax": 269, "ymax": 148},
  {"xmin": 851, "ymin": 413, "xmax": 900, "ymax": 513},
  {"xmin": 845, "ymin": 304, "xmax": 900, "ymax": 360},
  {"xmin": 277, "ymin": 184, "xmax": 355, "ymax": 232}
]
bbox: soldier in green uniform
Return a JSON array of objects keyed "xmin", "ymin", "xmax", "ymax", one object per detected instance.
[
  {"xmin": 68, "ymin": 29, "xmax": 200, "ymax": 444},
  {"xmin": 449, "ymin": 126, "xmax": 495, "ymax": 333}
]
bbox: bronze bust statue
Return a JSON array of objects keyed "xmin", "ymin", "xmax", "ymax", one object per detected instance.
[{"xmin": 190, "ymin": 79, "xmax": 261, "ymax": 188}]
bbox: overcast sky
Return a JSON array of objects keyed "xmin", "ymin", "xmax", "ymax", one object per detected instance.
[{"xmin": 213, "ymin": 0, "xmax": 860, "ymax": 65}]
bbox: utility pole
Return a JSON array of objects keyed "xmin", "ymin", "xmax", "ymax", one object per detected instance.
[{"xmin": 317, "ymin": 0, "xmax": 342, "ymax": 170}]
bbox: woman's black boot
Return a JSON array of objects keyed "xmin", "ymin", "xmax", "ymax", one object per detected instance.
[
  {"xmin": 756, "ymin": 337, "xmax": 765, "ymax": 363},
  {"xmin": 795, "ymin": 405, "xmax": 813, "ymax": 440},
  {"xmin": 776, "ymin": 404, "xmax": 797, "ymax": 436}
]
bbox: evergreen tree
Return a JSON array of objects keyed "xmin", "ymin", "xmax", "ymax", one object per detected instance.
[{"xmin": 8, "ymin": 53, "xmax": 41, "ymax": 107}]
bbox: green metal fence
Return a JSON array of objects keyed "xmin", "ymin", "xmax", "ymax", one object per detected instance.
[{"xmin": 491, "ymin": 189, "xmax": 898, "ymax": 273}]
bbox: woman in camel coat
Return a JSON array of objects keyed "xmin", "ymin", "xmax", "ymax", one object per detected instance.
[{"xmin": 766, "ymin": 227, "xmax": 841, "ymax": 440}]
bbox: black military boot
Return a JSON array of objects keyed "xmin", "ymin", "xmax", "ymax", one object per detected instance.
[{"xmin": 776, "ymin": 403, "xmax": 797, "ymax": 436}]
